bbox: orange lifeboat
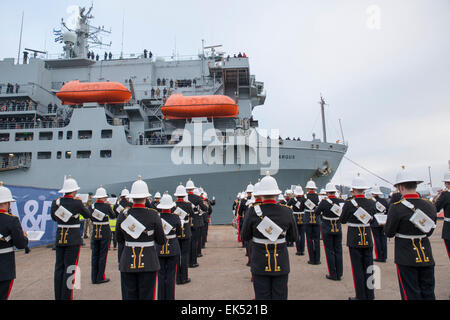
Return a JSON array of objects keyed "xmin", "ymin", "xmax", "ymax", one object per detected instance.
[
  {"xmin": 56, "ymin": 80, "xmax": 132, "ymax": 105},
  {"xmin": 161, "ymin": 94, "xmax": 238, "ymax": 119}
]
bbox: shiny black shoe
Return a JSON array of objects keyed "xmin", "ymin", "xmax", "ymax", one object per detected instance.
[
  {"xmin": 197, "ymin": 253, "xmax": 203, "ymax": 257},
  {"xmin": 189, "ymin": 263, "xmax": 199, "ymax": 268},
  {"xmin": 326, "ymin": 275, "xmax": 338, "ymax": 281},
  {"xmin": 296, "ymin": 252, "xmax": 304, "ymax": 256},
  {"xmin": 181, "ymin": 278, "xmax": 191, "ymax": 285},
  {"xmin": 96, "ymin": 278, "xmax": 110, "ymax": 284}
]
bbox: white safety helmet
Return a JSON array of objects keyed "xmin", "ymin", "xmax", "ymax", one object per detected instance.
[
  {"xmin": 284, "ymin": 189, "xmax": 292, "ymax": 197},
  {"xmin": 186, "ymin": 179, "xmax": 196, "ymax": 190},
  {"xmin": 278, "ymin": 194, "xmax": 286, "ymax": 202},
  {"xmin": 120, "ymin": 188, "xmax": 130, "ymax": 197},
  {"xmin": 351, "ymin": 173, "xmax": 370, "ymax": 190},
  {"xmin": 174, "ymin": 184, "xmax": 188, "ymax": 197},
  {"xmin": 443, "ymin": 171, "xmax": 450, "ymax": 183},
  {"xmin": 258, "ymin": 171, "xmax": 282, "ymax": 196},
  {"xmin": 371, "ymin": 185, "xmax": 383, "ymax": 195},
  {"xmin": 324, "ymin": 183, "xmax": 338, "ymax": 193},
  {"xmin": 305, "ymin": 179, "xmax": 317, "ymax": 190},
  {"xmin": 154, "ymin": 192, "xmax": 161, "ymax": 199},
  {"xmin": 246, "ymin": 183, "xmax": 254, "ymax": 194},
  {"xmin": 93, "ymin": 186, "xmax": 108, "ymax": 199},
  {"xmin": 293, "ymin": 185, "xmax": 304, "ymax": 196},
  {"xmin": 394, "ymin": 166, "xmax": 423, "ymax": 187},
  {"xmin": 319, "ymin": 188, "xmax": 326, "ymax": 195},
  {"xmin": 129, "ymin": 176, "xmax": 151, "ymax": 199},
  {"xmin": 58, "ymin": 175, "xmax": 80, "ymax": 194},
  {"xmin": 253, "ymin": 180, "xmax": 262, "ymax": 197},
  {"xmin": 240, "ymin": 192, "xmax": 247, "ymax": 200},
  {"xmin": 0, "ymin": 182, "xmax": 15, "ymax": 204},
  {"xmin": 157, "ymin": 192, "xmax": 175, "ymax": 210}
]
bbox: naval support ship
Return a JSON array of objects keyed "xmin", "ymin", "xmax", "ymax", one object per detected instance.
[{"xmin": 0, "ymin": 6, "xmax": 347, "ymax": 224}]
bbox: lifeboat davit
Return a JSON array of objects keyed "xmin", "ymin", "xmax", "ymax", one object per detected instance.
[
  {"xmin": 161, "ymin": 94, "xmax": 238, "ymax": 119},
  {"xmin": 56, "ymin": 80, "xmax": 132, "ymax": 105}
]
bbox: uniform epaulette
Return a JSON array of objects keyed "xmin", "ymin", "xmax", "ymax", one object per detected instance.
[
  {"xmin": 279, "ymin": 204, "xmax": 290, "ymax": 209},
  {"xmin": 394, "ymin": 200, "xmax": 403, "ymax": 205},
  {"xmin": 0, "ymin": 211, "xmax": 17, "ymax": 218},
  {"xmin": 146, "ymin": 207, "xmax": 159, "ymax": 214}
]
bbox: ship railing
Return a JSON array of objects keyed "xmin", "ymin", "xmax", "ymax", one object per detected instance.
[
  {"xmin": 135, "ymin": 137, "xmax": 182, "ymax": 146},
  {"xmin": 0, "ymin": 120, "xmax": 68, "ymax": 130},
  {"xmin": 1, "ymin": 158, "xmax": 31, "ymax": 170}
]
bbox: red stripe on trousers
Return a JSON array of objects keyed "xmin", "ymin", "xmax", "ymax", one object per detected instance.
[
  {"xmin": 6, "ymin": 279, "xmax": 14, "ymax": 300},
  {"xmin": 71, "ymin": 245, "xmax": 81, "ymax": 300},
  {"xmin": 349, "ymin": 251, "xmax": 357, "ymax": 297},
  {"xmin": 153, "ymin": 272, "xmax": 158, "ymax": 300},
  {"xmin": 396, "ymin": 265, "xmax": 408, "ymax": 300},
  {"xmin": 322, "ymin": 232, "xmax": 331, "ymax": 276},
  {"xmin": 444, "ymin": 240, "xmax": 450, "ymax": 260},
  {"xmin": 372, "ymin": 232, "xmax": 379, "ymax": 259}
]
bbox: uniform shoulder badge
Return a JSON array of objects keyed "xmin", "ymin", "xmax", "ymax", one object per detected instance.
[{"xmin": 394, "ymin": 200, "xmax": 403, "ymax": 205}]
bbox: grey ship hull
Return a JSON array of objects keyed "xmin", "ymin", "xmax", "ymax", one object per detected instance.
[{"xmin": 0, "ymin": 107, "xmax": 347, "ymax": 224}]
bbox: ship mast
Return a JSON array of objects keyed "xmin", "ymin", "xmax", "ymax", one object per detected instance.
[
  {"xmin": 60, "ymin": 5, "xmax": 111, "ymax": 59},
  {"xmin": 319, "ymin": 94, "xmax": 328, "ymax": 143}
]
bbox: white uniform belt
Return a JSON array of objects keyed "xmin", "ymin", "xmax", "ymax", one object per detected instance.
[
  {"xmin": 58, "ymin": 224, "xmax": 80, "ymax": 228},
  {"xmin": 322, "ymin": 216, "xmax": 339, "ymax": 221},
  {"xmin": 0, "ymin": 247, "xmax": 14, "ymax": 254},
  {"xmin": 166, "ymin": 234, "xmax": 177, "ymax": 239},
  {"xmin": 348, "ymin": 223, "xmax": 370, "ymax": 227},
  {"xmin": 93, "ymin": 221, "xmax": 110, "ymax": 225},
  {"xmin": 444, "ymin": 217, "xmax": 450, "ymax": 222},
  {"xmin": 305, "ymin": 209, "xmax": 315, "ymax": 213},
  {"xmin": 125, "ymin": 241, "xmax": 155, "ymax": 247},
  {"xmin": 293, "ymin": 212, "xmax": 305, "ymax": 215},
  {"xmin": 395, "ymin": 233, "xmax": 426, "ymax": 240},
  {"xmin": 252, "ymin": 237, "xmax": 286, "ymax": 245}
]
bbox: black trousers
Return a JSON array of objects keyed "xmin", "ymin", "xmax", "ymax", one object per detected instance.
[
  {"xmin": 371, "ymin": 227, "xmax": 387, "ymax": 261},
  {"xmin": 121, "ymin": 271, "xmax": 158, "ymax": 300},
  {"xmin": 158, "ymin": 255, "xmax": 179, "ymax": 300},
  {"xmin": 91, "ymin": 238, "xmax": 110, "ymax": 283},
  {"xmin": 444, "ymin": 239, "xmax": 450, "ymax": 259},
  {"xmin": 190, "ymin": 228, "xmax": 201, "ymax": 265},
  {"xmin": 0, "ymin": 279, "xmax": 14, "ymax": 300},
  {"xmin": 253, "ymin": 274, "xmax": 289, "ymax": 300},
  {"xmin": 396, "ymin": 264, "xmax": 435, "ymax": 300},
  {"xmin": 111, "ymin": 230, "xmax": 117, "ymax": 248},
  {"xmin": 197, "ymin": 226, "xmax": 204, "ymax": 255},
  {"xmin": 177, "ymin": 238, "xmax": 191, "ymax": 282},
  {"xmin": 295, "ymin": 223, "xmax": 305, "ymax": 253},
  {"xmin": 202, "ymin": 221, "xmax": 209, "ymax": 248},
  {"xmin": 322, "ymin": 232, "xmax": 343, "ymax": 279},
  {"xmin": 54, "ymin": 245, "xmax": 81, "ymax": 300},
  {"xmin": 305, "ymin": 224, "xmax": 321, "ymax": 263},
  {"xmin": 348, "ymin": 247, "xmax": 374, "ymax": 300}
]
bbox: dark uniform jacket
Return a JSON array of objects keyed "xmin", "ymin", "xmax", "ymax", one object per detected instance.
[
  {"xmin": 51, "ymin": 196, "xmax": 92, "ymax": 246},
  {"xmin": 384, "ymin": 194, "xmax": 436, "ymax": 266},
  {"xmin": 339, "ymin": 195, "xmax": 376, "ymax": 248},
  {"xmin": 116, "ymin": 205, "xmax": 166, "ymax": 272},
  {"xmin": 89, "ymin": 201, "xmax": 115, "ymax": 240},
  {"xmin": 157, "ymin": 212, "xmax": 182, "ymax": 257},
  {"xmin": 315, "ymin": 196, "xmax": 344, "ymax": 234},
  {"xmin": 0, "ymin": 210, "xmax": 28, "ymax": 281},
  {"xmin": 174, "ymin": 200, "xmax": 193, "ymax": 239},
  {"xmin": 187, "ymin": 193, "xmax": 207, "ymax": 229},
  {"xmin": 370, "ymin": 196, "xmax": 389, "ymax": 228},
  {"xmin": 389, "ymin": 192, "xmax": 402, "ymax": 207},
  {"xmin": 150, "ymin": 200, "xmax": 160, "ymax": 210},
  {"xmin": 202, "ymin": 199, "xmax": 211, "ymax": 225},
  {"xmin": 241, "ymin": 201, "xmax": 298, "ymax": 276},
  {"xmin": 287, "ymin": 196, "xmax": 304, "ymax": 225},
  {"xmin": 299, "ymin": 192, "xmax": 320, "ymax": 225},
  {"xmin": 435, "ymin": 190, "xmax": 450, "ymax": 240},
  {"xmin": 114, "ymin": 197, "xmax": 132, "ymax": 216}
]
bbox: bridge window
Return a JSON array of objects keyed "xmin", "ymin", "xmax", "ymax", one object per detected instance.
[
  {"xmin": 101, "ymin": 130, "xmax": 112, "ymax": 139},
  {"xmin": 0, "ymin": 133, "xmax": 9, "ymax": 142},
  {"xmin": 15, "ymin": 132, "xmax": 33, "ymax": 141},
  {"xmin": 58, "ymin": 131, "xmax": 63, "ymax": 140},
  {"xmin": 66, "ymin": 131, "xmax": 72, "ymax": 140},
  {"xmin": 57, "ymin": 151, "xmax": 62, "ymax": 159},
  {"xmin": 100, "ymin": 150, "xmax": 112, "ymax": 158},
  {"xmin": 39, "ymin": 132, "xmax": 53, "ymax": 140},
  {"xmin": 78, "ymin": 130, "xmax": 92, "ymax": 139},
  {"xmin": 65, "ymin": 151, "xmax": 72, "ymax": 159},
  {"xmin": 37, "ymin": 152, "xmax": 51, "ymax": 160},
  {"xmin": 77, "ymin": 150, "xmax": 91, "ymax": 159}
]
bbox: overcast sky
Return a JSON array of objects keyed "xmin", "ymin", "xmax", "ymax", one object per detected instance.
[{"xmin": 1, "ymin": 0, "xmax": 449, "ymax": 191}]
